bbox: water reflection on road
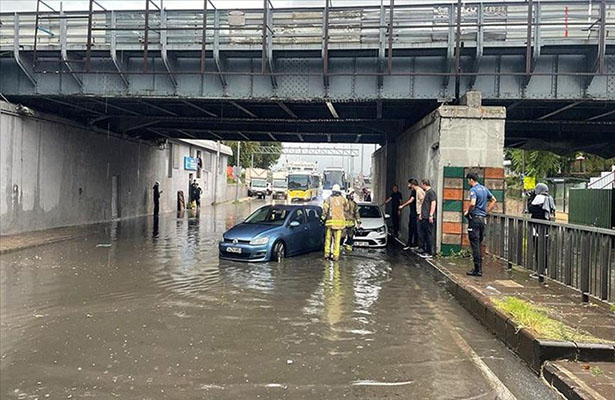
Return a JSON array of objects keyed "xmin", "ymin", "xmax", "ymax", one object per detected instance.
[{"xmin": 1, "ymin": 200, "xmax": 557, "ymax": 399}]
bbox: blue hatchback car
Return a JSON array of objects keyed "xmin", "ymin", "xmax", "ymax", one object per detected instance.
[{"xmin": 219, "ymin": 204, "xmax": 325, "ymax": 262}]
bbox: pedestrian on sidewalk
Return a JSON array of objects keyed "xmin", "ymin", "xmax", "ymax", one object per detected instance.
[
  {"xmin": 194, "ymin": 182, "xmax": 203, "ymax": 209},
  {"xmin": 528, "ymin": 183, "xmax": 556, "ymax": 278},
  {"xmin": 383, "ymin": 184, "xmax": 402, "ymax": 237},
  {"xmin": 464, "ymin": 173, "xmax": 497, "ymax": 276},
  {"xmin": 418, "ymin": 179, "xmax": 437, "ymax": 259},
  {"xmin": 399, "ymin": 178, "xmax": 420, "ymax": 250},
  {"xmin": 153, "ymin": 181, "xmax": 163, "ymax": 216}
]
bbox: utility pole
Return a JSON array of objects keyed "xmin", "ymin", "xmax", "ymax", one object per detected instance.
[
  {"xmin": 213, "ymin": 140, "xmax": 220, "ymax": 204},
  {"xmin": 235, "ymin": 141, "xmax": 241, "ymax": 202},
  {"xmin": 360, "ymin": 144, "xmax": 364, "ymax": 177}
]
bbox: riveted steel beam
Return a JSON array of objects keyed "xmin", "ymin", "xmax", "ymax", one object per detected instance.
[
  {"xmin": 60, "ymin": 9, "xmax": 83, "ymax": 90},
  {"xmin": 110, "ymin": 11, "xmax": 129, "ymax": 88},
  {"xmin": 213, "ymin": 9, "xmax": 227, "ymax": 90},
  {"xmin": 160, "ymin": 8, "xmax": 178, "ymax": 90},
  {"xmin": 13, "ymin": 14, "xmax": 37, "ymax": 87},
  {"xmin": 182, "ymin": 100, "xmax": 218, "ymax": 118}
]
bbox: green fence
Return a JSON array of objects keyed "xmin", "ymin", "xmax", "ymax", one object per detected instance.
[{"xmin": 568, "ymin": 189, "xmax": 614, "ymax": 229}]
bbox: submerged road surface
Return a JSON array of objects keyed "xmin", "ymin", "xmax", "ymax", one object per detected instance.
[{"xmin": 1, "ymin": 201, "xmax": 558, "ymax": 399}]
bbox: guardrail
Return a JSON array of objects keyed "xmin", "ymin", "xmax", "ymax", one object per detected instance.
[
  {"xmin": 486, "ymin": 213, "xmax": 614, "ymax": 304},
  {"xmin": 0, "ymin": 0, "xmax": 612, "ymax": 78}
]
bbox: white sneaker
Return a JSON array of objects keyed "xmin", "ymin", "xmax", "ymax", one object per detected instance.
[{"xmin": 419, "ymin": 253, "xmax": 433, "ymax": 259}]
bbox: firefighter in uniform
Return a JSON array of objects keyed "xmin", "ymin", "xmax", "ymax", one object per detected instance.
[
  {"xmin": 343, "ymin": 189, "xmax": 361, "ymax": 251},
  {"xmin": 321, "ymin": 184, "xmax": 347, "ymax": 261}
]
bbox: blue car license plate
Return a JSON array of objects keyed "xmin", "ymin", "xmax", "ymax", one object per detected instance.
[{"xmin": 226, "ymin": 247, "xmax": 242, "ymax": 254}]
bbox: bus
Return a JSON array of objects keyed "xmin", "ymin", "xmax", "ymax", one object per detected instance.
[
  {"xmin": 310, "ymin": 173, "xmax": 321, "ymax": 199},
  {"xmin": 287, "ymin": 173, "xmax": 317, "ymax": 202},
  {"xmin": 322, "ymin": 167, "xmax": 347, "ymax": 199}
]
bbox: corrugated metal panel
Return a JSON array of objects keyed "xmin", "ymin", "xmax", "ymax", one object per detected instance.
[{"xmin": 569, "ymin": 189, "xmax": 614, "ymax": 229}]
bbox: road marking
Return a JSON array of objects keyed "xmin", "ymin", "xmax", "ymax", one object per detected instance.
[
  {"xmin": 449, "ymin": 329, "xmax": 517, "ymax": 400},
  {"xmin": 352, "ymin": 380, "xmax": 414, "ymax": 386}
]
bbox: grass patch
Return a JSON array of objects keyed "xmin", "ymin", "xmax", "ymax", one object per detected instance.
[
  {"xmin": 492, "ymin": 296, "xmax": 605, "ymax": 343},
  {"xmin": 590, "ymin": 366, "xmax": 603, "ymax": 377}
]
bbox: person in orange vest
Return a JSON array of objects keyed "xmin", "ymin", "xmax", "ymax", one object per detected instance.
[{"xmin": 321, "ymin": 184, "xmax": 347, "ymax": 261}]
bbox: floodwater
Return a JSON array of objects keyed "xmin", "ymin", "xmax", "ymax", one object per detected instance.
[{"xmin": 1, "ymin": 201, "xmax": 558, "ymax": 399}]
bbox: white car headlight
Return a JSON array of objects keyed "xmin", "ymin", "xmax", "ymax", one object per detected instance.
[
  {"xmin": 250, "ymin": 237, "xmax": 270, "ymax": 245},
  {"xmin": 376, "ymin": 226, "xmax": 386, "ymax": 233}
]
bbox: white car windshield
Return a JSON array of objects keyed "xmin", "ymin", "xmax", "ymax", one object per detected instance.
[
  {"xmin": 252, "ymin": 180, "xmax": 267, "ymax": 188},
  {"xmin": 273, "ymin": 179, "xmax": 286, "ymax": 188},
  {"xmin": 359, "ymin": 206, "xmax": 382, "ymax": 219}
]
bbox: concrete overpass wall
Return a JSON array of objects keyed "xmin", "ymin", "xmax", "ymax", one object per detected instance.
[
  {"xmin": 374, "ymin": 92, "xmax": 505, "ymax": 252},
  {"xmin": 0, "ymin": 102, "xmax": 228, "ymax": 235}
]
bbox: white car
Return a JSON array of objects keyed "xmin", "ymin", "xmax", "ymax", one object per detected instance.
[{"xmin": 352, "ymin": 203, "xmax": 389, "ymax": 248}]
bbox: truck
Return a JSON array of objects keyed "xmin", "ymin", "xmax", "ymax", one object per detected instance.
[
  {"xmin": 246, "ymin": 168, "xmax": 270, "ymax": 198},
  {"xmin": 271, "ymin": 171, "xmax": 288, "ymax": 199},
  {"xmin": 249, "ymin": 177, "xmax": 269, "ymax": 199}
]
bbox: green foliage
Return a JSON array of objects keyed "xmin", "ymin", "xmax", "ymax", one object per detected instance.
[
  {"xmin": 506, "ymin": 149, "xmax": 566, "ymax": 178},
  {"xmin": 492, "ymin": 296, "xmax": 605, "ymax": 343},
  {"xmin": 506, "ymin": 149, "xmax": 615, "ymax": 179},
  {"xmin": 590, "ymin": 366, "xmax": 603, "ymax": 377},
  {"xmin": 505, "ymin": 175, "xmax": 523, "ymax": 199},
  {"xmin": 224, "ymin": 141, "xmax": 282, "ymax": 169}
]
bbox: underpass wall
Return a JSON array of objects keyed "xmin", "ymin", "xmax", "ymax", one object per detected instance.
[
  {"xmin": 393, "ymin": 92, "xmax": 506, "ymax": 252},
  {"xmin": 0, "ymin": 101, "xmax": 228, "ymax": 235}
]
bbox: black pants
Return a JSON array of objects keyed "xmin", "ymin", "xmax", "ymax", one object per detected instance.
[
  {"xmin": 407, "ymin": 214, "xmax": 418, "ymax": 247},
  {"xmin": 391, "ymin": 210, "xmax": 400, "ymax": 237},
  {"xmin": 344, "ymin": 226, "xmax": 355, "ymax": 247},
  {"xmin": 468, "ymin": 216, "xmax": 486, "ymax": 272},
  {"xmin": 419, "ymin": 219, "xmax": 434, "ymax": 255},
  {"xmin": 154, "ymin": 200, "xmax": 160, "ymax": 216}
]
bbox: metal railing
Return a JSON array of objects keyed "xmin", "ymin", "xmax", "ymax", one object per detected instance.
[
  {"xmin": 0, "ymin": 0, "xmax": 612, "ymax": 78},
  {"xmin": 487, "ymin": 213, "xmax": 615, "ymax": 304}
]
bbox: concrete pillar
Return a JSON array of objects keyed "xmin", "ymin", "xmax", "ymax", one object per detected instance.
[{"xmin": 394, "ymin": 91, "xmax": 506, "ymax": 252}]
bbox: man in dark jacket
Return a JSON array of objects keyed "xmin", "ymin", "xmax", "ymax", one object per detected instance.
[{"xmin": 153, "ymin": 181, "xmax": 162, "ymax": 216}]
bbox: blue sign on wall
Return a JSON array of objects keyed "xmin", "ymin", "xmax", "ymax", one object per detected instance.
[{"xmin": 184, "ymin": 156, "xmax": 198, "ymax": 171}]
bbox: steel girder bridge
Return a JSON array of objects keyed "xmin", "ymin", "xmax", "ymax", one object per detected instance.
[{"xmin": 0, "ymin": 0, "xmax": 614, "ymax": 156}]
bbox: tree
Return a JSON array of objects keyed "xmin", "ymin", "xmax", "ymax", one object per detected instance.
[
  {"xmin": 225, "ymin": 141, "xmax": 282, "ymax": 169},
  {"xmin": 506, "ymin": 149, "xmax": 615, "ymax": 178},
  {"xmin": 506, "ymin": 149, "xmax": 565, "ymax": 178}
]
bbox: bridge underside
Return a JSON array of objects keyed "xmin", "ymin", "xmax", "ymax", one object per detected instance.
[
  {"xmin": 2, "ymin": 2, "xmax": 614, "ymax": 156},
  {"xmin": 5, "ymin": 95, "xmax": 614, "ymax": 157}
]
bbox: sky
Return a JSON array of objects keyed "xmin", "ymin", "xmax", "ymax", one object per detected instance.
[{"xmin": 274, "ymin": 143, "xmax": 378, "ymax": 178}]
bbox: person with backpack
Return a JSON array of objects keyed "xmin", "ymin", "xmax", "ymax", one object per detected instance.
[{"xmin": 527, "ymin": 183, "xmax": 556, "ymax": 279}]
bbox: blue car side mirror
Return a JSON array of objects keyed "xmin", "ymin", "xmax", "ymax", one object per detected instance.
[{"xmin": 289, "ymin": 221, "xmax": 301, "ymax": 227}]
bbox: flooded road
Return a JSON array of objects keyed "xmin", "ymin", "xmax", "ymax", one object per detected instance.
[{"xmin": 1, "ymin": 201, "xmax": 557, "ymax": 399}]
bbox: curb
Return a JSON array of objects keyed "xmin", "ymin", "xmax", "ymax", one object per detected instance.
[
  {"xmin": 542, "ymin": 362, "xmax": 606, "ymax": 400},
  {"xmin": 401, "ymin": 249, "xmax": 615, "ymax": 375}
]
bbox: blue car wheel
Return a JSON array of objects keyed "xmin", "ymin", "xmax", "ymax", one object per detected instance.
[{"xmin": 272, "ymin": 241, "xmax": 285, "ymax": 263}]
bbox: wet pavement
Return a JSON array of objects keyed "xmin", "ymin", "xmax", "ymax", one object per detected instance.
[{"xmin": 1, "ymin": 201, "xmax": 558, "ymax": 399}]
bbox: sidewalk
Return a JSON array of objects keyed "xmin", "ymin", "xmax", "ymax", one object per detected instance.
[
  {"xmin": 0, "ymin": 224, "xmax": 102, "ymax": 254},
  {"xmin": 544, "ymin": 361, "xmax": 615, "ymax": 400},
  {"xmin": 433, "ymin": 256, "xmax": 615, "ymax": 342},
  {"xmin": 404, "ymin": 249, "xmax": 615, "ymax": 399}
]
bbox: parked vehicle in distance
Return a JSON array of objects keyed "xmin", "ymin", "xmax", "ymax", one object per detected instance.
[
  {"xmin": 272, "ymin": 178, "xmax": 288, "ymax": 199},
  {"xmin": 352, "ymin": 203, "xmax": 389, "ymax": 248},
  {"xmin": 219, "ymin": 205, "xmax": 325, "ymax": 262},
  {"xmin": 249, "ymin": 178, "xmax": 269, "ymax": 199}
]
